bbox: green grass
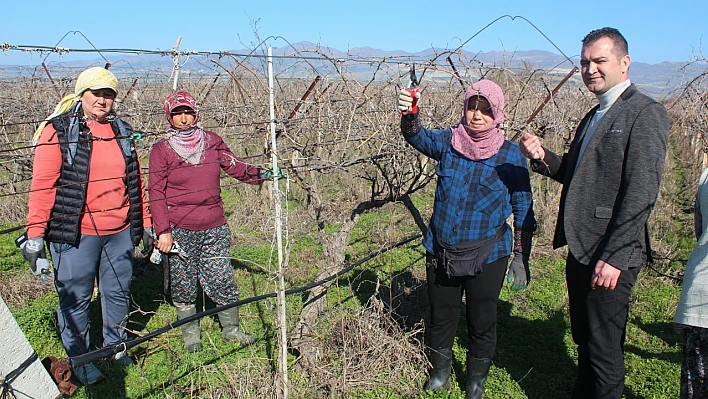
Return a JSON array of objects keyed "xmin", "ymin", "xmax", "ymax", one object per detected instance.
[
  {"xmin": 0, "ymin": 227, "xmax": 25, "ymax": 272},
  {"xmin": 3, "ymin": 200, "xmax": 684, "ymax": 398}
]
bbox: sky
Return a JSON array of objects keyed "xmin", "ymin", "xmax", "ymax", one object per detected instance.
[{"xmin": 1, "ymin": 0, "xmax": 706, "ymax": 66}]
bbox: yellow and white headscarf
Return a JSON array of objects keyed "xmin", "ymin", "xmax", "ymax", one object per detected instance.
[{"xmin": 32, "ymin": 67, "xmax": 119, "ymax": 144}]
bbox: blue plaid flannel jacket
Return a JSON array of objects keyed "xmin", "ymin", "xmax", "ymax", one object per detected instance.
[{"xmin": 406, "ymin": 126, "xmax": 536, "ymax": 264}]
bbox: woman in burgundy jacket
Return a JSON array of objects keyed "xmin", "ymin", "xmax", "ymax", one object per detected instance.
[{"xmin": 149, "ymin": 91, "xmax": 269, "ymax": 352}]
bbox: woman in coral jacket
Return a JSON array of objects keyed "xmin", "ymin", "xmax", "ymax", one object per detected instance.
[{"xmin": 24, "ymin": 67, "xmax": 152, "ymax": 385}]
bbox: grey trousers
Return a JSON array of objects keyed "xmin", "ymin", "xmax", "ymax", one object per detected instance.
[{"xmin": 50, "ymin": 229, "xmax": 133, "ymax": 357}]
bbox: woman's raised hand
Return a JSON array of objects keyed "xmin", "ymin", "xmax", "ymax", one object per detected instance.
[{"xmin": 397, "ymin": 88, "xmax": 420, "ymax": 114}]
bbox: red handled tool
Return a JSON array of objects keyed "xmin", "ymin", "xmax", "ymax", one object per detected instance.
[{"xmin": 402, "ymin": 63, "xmax": 419, "ymax": 115}]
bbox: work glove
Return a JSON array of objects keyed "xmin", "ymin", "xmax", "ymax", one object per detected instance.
[
  {"xmin": 261, "ymin": 164, "xmax": 287, "ymax": 181},
  {"xmin": 397, "ymin": 88, "xmax": 420, "ymax": 114},
  {"xmin": 20, "ymin": 236, "xmax": 49, "ymax": 276},
  {"xmin": 507, "ymin": 227, "xmax": 534, "ymax": 290},
  {"xmin": 507, "ymin": 253, "xmax": 530, "ymax": 290},
  {"xmin": 142, "ymin": 227, "xmax": 155, "ymax": 256}
]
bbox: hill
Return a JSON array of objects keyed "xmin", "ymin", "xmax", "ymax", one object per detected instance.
[{"xmin": 0, "ymin": 42, "xmax": 704, "ymax": 98}]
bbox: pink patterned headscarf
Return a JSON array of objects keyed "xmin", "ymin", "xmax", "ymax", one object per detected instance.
[
  {"xmin": 450, "ymin": 80, "xmax": 505, "ymax": 160},
  {"xmin": 164, "ymin": 90, "xmax": 200, "ymax": 126},
  {"xmin": 163, "ymin": 91, "xmax": 204, "ymax": 165}
]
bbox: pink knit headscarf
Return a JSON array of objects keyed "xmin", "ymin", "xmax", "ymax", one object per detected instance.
[{"xmin": 450, "ymin": 79, "xmax": 505, "ymax": 161}]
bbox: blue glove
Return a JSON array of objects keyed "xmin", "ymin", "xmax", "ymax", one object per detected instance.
[{"xmin": 507, "ymin": 254, "xmax": 530, "ymax": 291}]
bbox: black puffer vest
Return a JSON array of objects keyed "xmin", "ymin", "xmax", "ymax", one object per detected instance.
[{"xmin": 46, "ymin": 114, "xmax": 145, "ymax": 246}]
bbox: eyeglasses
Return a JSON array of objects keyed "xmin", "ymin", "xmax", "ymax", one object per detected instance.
[{"xmin": 468, "ymin": 100, "xmax": 492, "ymax": 114}]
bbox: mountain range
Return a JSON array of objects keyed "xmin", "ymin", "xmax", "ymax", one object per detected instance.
[{"xmin": 1, "ymin": 41, "xmax": 705, "ymax": 98}]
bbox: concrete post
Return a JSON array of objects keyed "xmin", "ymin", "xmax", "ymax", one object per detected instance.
[{"xmin": 0, "ymin": 295, "xmax": 60, "ymax": 399}]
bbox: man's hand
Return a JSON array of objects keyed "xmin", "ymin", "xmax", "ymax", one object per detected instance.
[
  {"xmin": 591, "ymin": 260, "xmax": 621, "ymax": 290},
  {"xmin": 507, "ymin": 254, "xmax": 531, "ymax": 290},
  {"xmin": 398, "ymin": 88, "xmax": 420, "ymax": 114},
  {"xmin": 519, "ymin": 133, "xmax": 545, "ymax": 160},
  {"xmin": 156, "ymin": 232, "xmax": 173, "ymax": 253}
]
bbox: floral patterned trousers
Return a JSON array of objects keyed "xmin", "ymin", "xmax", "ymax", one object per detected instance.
[
  {"xmin": 169, "ymin": 224, "xmax": 240, "ymax": 306},
  {"xmin": 681, "ymin": 325, "xmax": 708, "ymax": 398}
]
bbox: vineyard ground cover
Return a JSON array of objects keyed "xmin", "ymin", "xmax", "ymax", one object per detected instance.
[{"xmin": 1, "ymin": 191, "xmax": 685, "ymax": 398}]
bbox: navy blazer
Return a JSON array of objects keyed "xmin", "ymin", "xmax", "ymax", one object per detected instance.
[{"xmin": 531, "ymin": 84, "xmax": 669, "ymax": 270}]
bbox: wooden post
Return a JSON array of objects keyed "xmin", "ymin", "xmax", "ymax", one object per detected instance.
[
  {"xmin": 268, "ymin": 47, "xmax": 289, "ymax": 399},
  {"xmin": 171, "ymin": 37, "xmax": 182, "ymax": 91}
]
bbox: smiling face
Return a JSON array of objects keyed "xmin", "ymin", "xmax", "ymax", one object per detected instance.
[
  {"xmin": 465, "ymin": 96, "xmax": 495, "ymax": 130},
  {"xmin": 80, "ymin": 88, "xmax": 116, "ymax": 121},
  {"xmin": 580, "ymin": 36, "xmax": 631, "ymax": 95},
  {"xmin": 170, "ymin": 106, "xmax": 197, "ymax": 130}
]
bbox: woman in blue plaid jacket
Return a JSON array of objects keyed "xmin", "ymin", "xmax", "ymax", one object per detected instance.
[{"xmin": 398, "ymin": 79, "xmax": 536, "ymax": 399}]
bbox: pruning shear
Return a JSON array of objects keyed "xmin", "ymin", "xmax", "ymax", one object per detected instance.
[
  {"xmin": 170, "ymin": 241, "xmax": 189, "ymax": 260},
  {"xmin": 150, "ymin": 240, "xmax": 189, "ymax": 264},
  {"xmin": 402, "ymin": 63, "xmax": 419, "ymax": 116}
]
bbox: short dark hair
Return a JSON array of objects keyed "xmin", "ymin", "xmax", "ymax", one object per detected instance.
[{"xmin": 582, "ymin": 27, "xmax": 628, "ymax": 57}]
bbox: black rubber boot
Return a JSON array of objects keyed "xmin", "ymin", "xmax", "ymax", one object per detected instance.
[
  {"xmin": 465, "ymin": 354, "xmax": 491, "ymax": 399},
  {"xmin": 423, "ymin": 347, "xmax": 452, "ymax": 392}
]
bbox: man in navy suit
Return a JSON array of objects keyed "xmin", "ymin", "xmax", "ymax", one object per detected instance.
[{"xmin": 519, "ymin": 27, "xmax": 669, "ymax": 399}]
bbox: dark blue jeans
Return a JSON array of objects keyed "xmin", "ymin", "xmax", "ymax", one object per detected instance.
[{"xmin": 50, "ymin": 229, "xmax": 133, "ymax": 357}]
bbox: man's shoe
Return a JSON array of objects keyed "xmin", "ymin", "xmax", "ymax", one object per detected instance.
[
  {"xmin": 114, "ymin": 351, "xmax": 135, "ymax": 367},
  {"xmin": 73, "ymin": 362, "xmax": 105, "ymax": 385}
]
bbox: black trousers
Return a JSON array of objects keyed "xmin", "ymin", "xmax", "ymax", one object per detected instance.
[
  {"xmin": 566, "ymin": 252, "xmax": 641, "ymax": 399},
  {"xmin": 426, "ymin": 253, "xmax": 509, "ymax": 359}
]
